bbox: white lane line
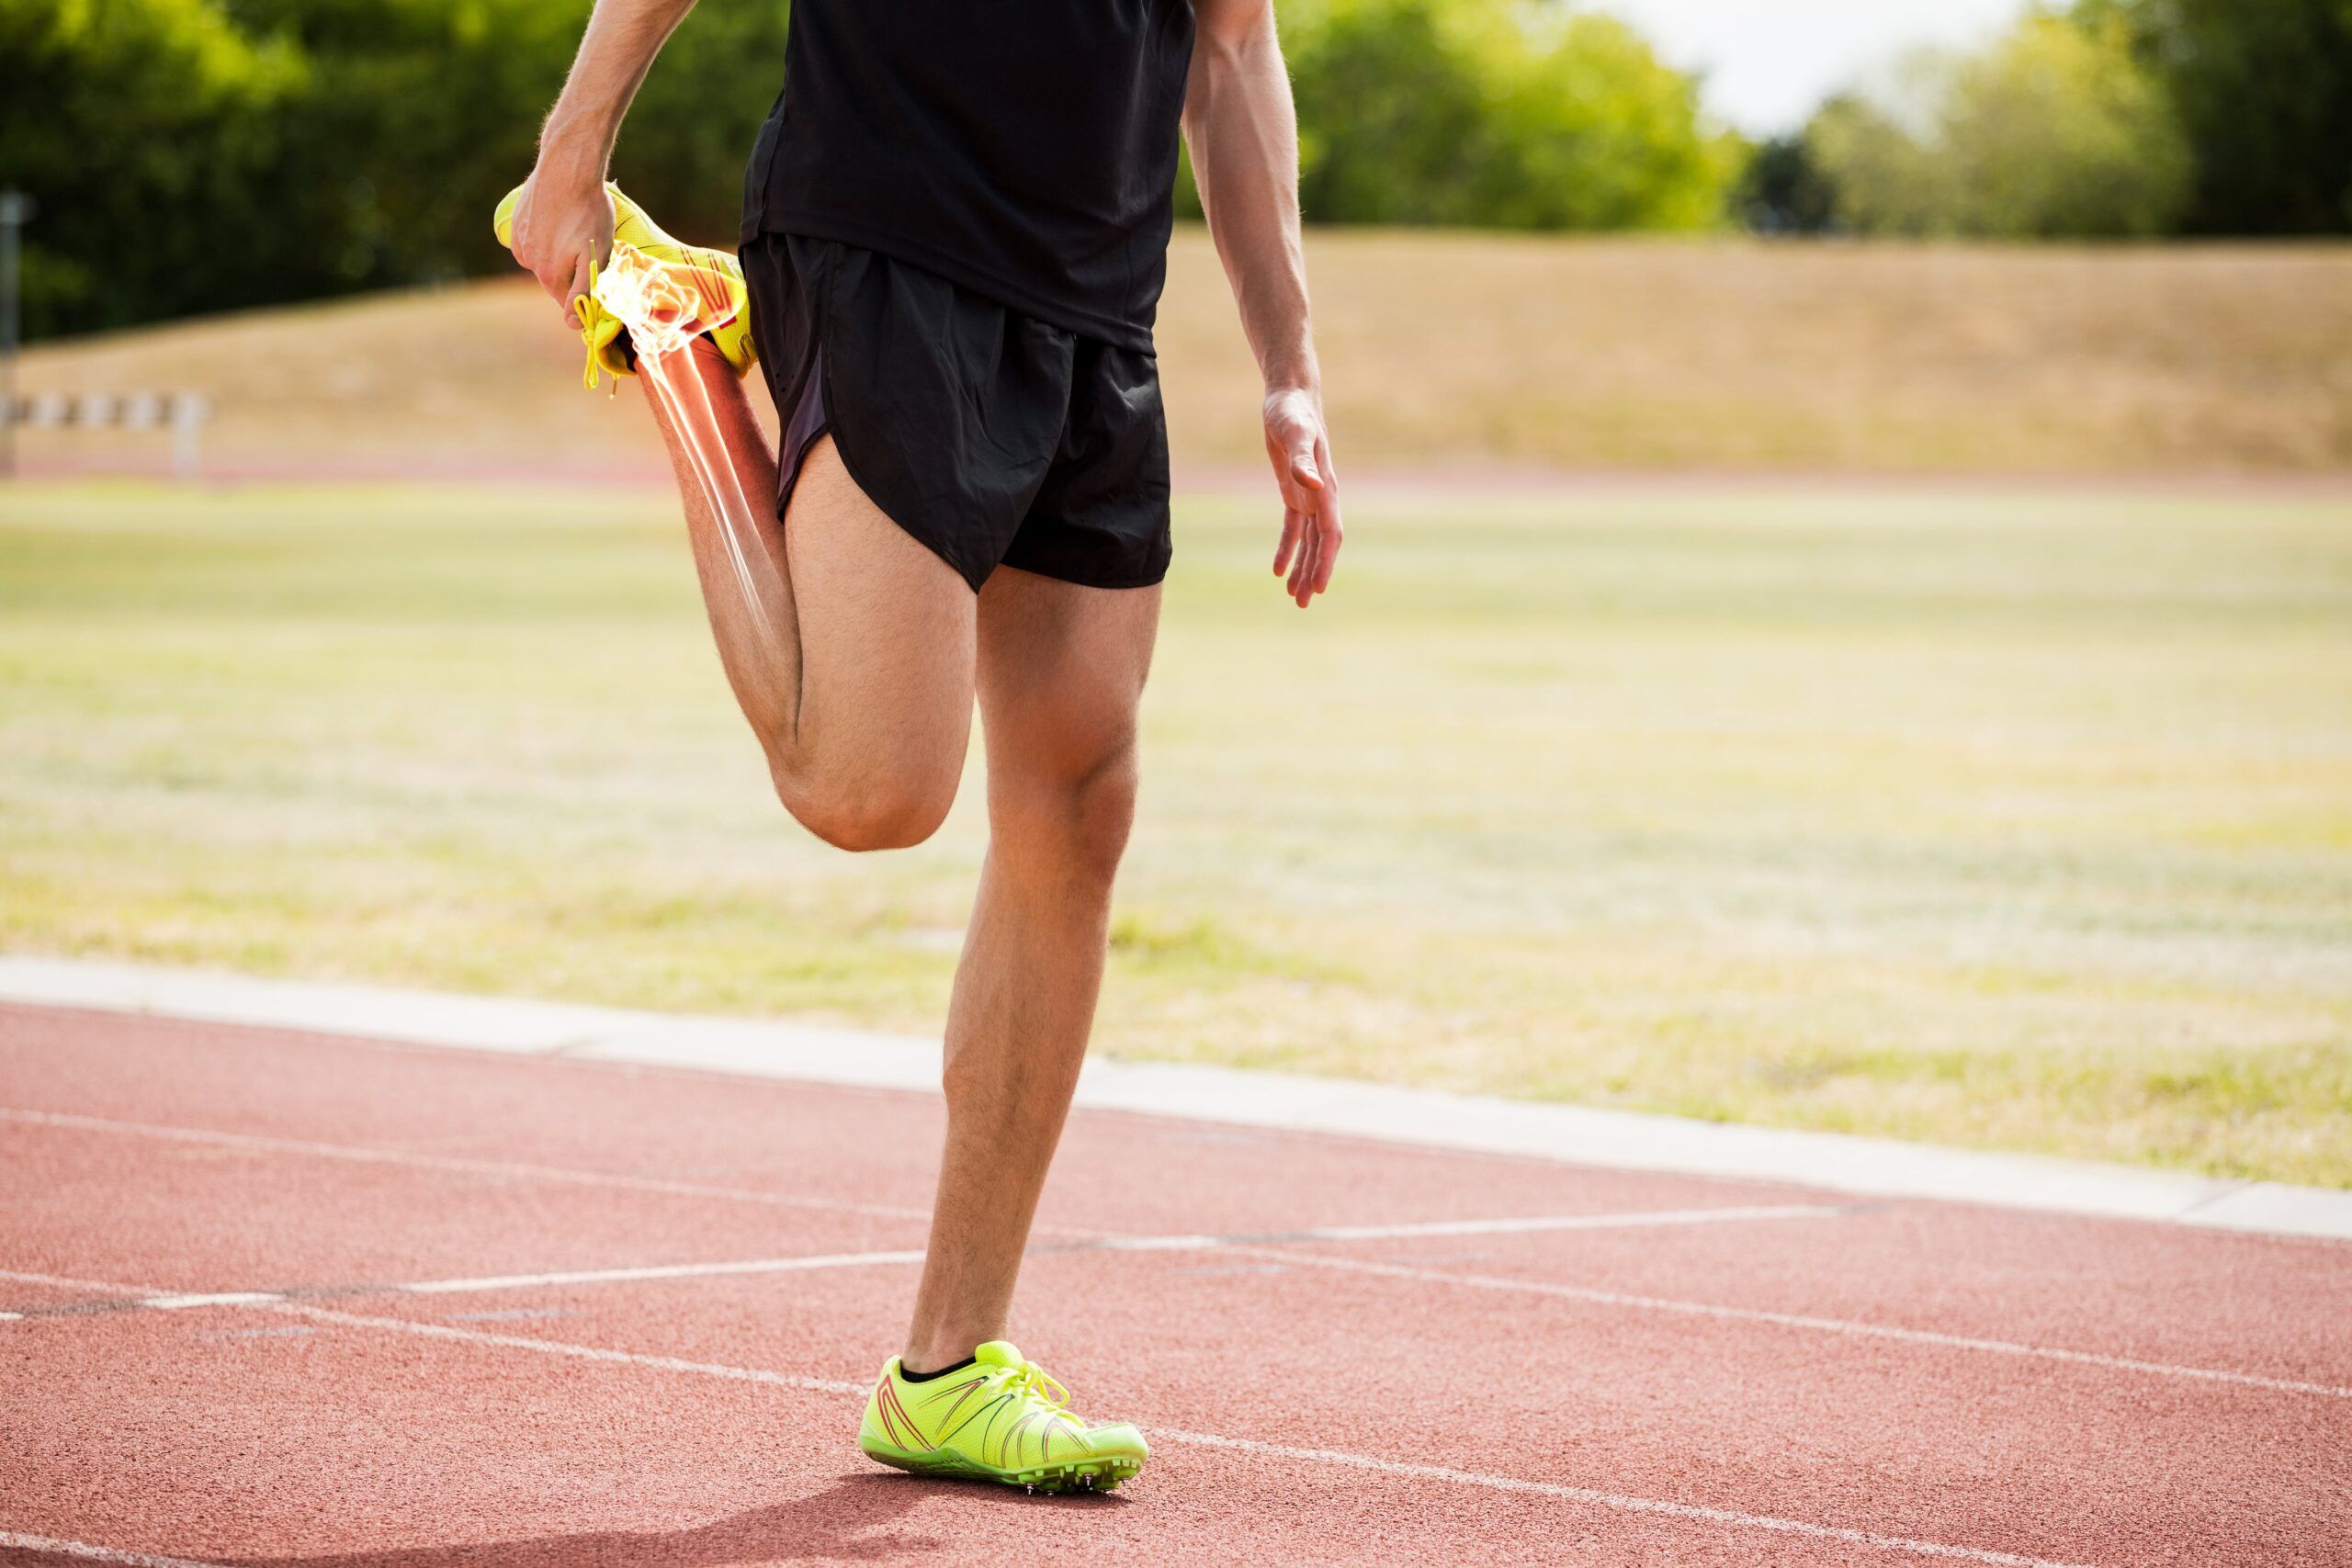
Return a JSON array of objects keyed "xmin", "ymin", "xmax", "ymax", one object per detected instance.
[
  {"xmin": 1068, "ymin": 1202, "xmax": 1846, "ymax": 1253},
  {"xmin": 0, "ymin": 1531, "xmax": 230, "ymax": 1568},
  {"xmin": 310, "ymin": 1206, "xmax": 1838, "ymax": 1299},
  {"xmin": 1243, "ymin": 1248, "xmax": 2352, "ymax": 1401},
  {"xmin": 139, "ymin": 1292, "xmax": 286, "ymax": 1311},
  {"xmin": 0, "ymin": 1107, "xmax": 932, "ymax": 1224},
  {"xmin": 1261, "ymin": 1203, "xmax": 1843, "ymax": 1243},
  {"xmin": 5, "ymin": 1213, "xmax": 2340, "ymax": 1406},
  {"xmin": 1, "ymin": 1205, "xmax": 1838, "ymax": 1317},
  {"xmin": 1160, "ymin": 1430, "xmax": 2096, "ymax": 1568},
  {"xmin": 397, "ymin": 1250, "xmax": 929, "ymax": 1295},
  {"xmin": 278, "ymin": 1303, "xmax": 866, "ymax": 1395},
  {"xmin": 263, "ymin": 1301, "xmax": 2097, "ymax": 1568}
]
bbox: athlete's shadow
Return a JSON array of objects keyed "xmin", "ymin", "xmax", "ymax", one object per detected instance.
[{"xmin": 229, "ymin": 1471, "xmax": 1129, "ymax": 1566}]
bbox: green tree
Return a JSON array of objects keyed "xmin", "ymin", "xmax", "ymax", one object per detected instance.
[
  {"xmin": 1736, "ymin": 135, "xmax": 1838, "ymax": 234},
  {"xmin": 1282, "ymin": 0, "xmax": 1739, "ymax": 231},
  {"xmin": 0, "ymin": 0, "xmax": 304, "ymax": 335},
  {"xmin": 225, "ymin": 0, "xmax": 581, "ymax": 292},
  {"xmin": 1809, "ymin": 10, "xmax": 2190, "ymax": 239},
  {"xmin": 2086, "ymin": 0, "xmax": 2352, "ymax": 233}
]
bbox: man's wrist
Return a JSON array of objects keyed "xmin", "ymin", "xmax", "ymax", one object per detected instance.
[
  {"xmin": 1263, "ymin": 378, "xmax": 1322, "ymax": 414},
  {"xmin": 1261, "ymin": 360, "xmax": 1321, "ymax": 402},
  {"xmin": 533, "ymin": 119, "xmax": 611, "ymax": 189},
  {"xmin": 1261, "ymin": 330, "xmax": 1320, "ymax": 393}
]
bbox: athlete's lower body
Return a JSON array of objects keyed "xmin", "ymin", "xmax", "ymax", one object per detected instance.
[{"xmin": 509, "ymin": 190, "xmax": 1162, "ymax": 1489}]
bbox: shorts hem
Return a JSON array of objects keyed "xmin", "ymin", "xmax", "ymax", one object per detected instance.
[{"xmin": 993, "ymin": 548, "xmax": 1170, "ymax": 592}]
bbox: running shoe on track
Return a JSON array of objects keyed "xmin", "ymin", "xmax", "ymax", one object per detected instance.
[
  {"xmin": 492, "ymin": 182, "xmax": 756, "ymax": 389},
  {"xmin": 860, "ymin": 1340, "xmax": 1148, "ymax": 1494}
]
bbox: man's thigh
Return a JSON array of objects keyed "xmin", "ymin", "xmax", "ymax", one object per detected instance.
[
  {"xmin": 974, "ymin": 566, "xmax": 1161, "ymax": 795},
  {"xmin": 786, "ymin": 435, "xmax": 978, "ymax": 801}
]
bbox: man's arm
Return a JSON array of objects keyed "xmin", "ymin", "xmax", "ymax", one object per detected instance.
[
  {"xmin": 1183, "ymin": 0, "xmax": 1341, "ymax": 608},
  {"xmin": 506, "ymin": 0, "xmax": 698, "ymax": 327}
]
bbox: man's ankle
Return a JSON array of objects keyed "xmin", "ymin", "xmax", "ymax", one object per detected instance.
[
  {"xmin": 898, "ymin": 1351, "xmax": 978, "ymax": 1382},
  {"xmin": 901, "ymin": 1332, "xmax": 991, "ymax": 1377}
]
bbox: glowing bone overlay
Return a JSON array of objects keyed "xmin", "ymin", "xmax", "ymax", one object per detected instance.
[{"xmin": 593, "ymin": 242, "xmax": 775, "ymax": 642}]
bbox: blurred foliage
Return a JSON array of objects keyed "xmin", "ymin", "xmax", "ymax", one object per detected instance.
[
  {"xmin": 0, "ymin": 0, "xmax": 305, "ymax": 334},
  {"xmin": 8, "ymin": 0, "xmax": 2345, "ymax": 338},
  {"xmin": 12, "ymin": 0, "xmax": 1732, "ymax": 339},
  {"xmin": 1735, "ymin": 136, "xmax": 1838, "ymax": 235},
  {"xmin": 2085, "ymin": 0, "xmax": 2352, "ymax": 234},
  {"xmin": 4, "ymin": 0, "xmax": 786, "ymax": 337},
  {"xmin": 1265, "ymin": 0, "xmax": 1741, "ymax": 230},
  {"xmin": 1805, "ymin": 10, "xmax": 2190, "ymax": 240}
]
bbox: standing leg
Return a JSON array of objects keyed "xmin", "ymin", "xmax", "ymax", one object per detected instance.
[
  {"xmin": 899, "ymin": 566, "xmax": 1162, "ymax": 1370},
  {"xmin": 639, "ymin": 339, "xmax": 977, "ymax": 850}
]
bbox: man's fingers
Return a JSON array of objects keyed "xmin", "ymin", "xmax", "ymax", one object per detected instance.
[
  {"xmin": 1266, "ymin": 404, "xmax": 1340, "ymax": 604},
  {"xmin": 1312, "ymin": 439, "xmax": 1343, "ymax": 593},
  {"xmin": 561, "ymin": 254, "xmax": 593, "ymax": 330},
  {"xmin": 1313, "ymin": 514, "xmax": 1342, "ymax": 594},
  {"xmin": 1273, "ymin": 507, "xmax": 1303, "ymax": 577}
]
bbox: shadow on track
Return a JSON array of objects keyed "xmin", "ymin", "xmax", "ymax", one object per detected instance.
[{"xmin": 194, "ymin": 1472, "xmax": 1128, "ymax": 1567}]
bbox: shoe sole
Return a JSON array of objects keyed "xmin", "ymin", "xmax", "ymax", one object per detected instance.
[{"xmin": 860, "ymin": 1438, "xmax": 1143, "ymax": 1495}]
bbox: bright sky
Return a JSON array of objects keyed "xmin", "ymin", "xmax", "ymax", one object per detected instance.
[{"xmin": 1589, "ymin": 0, "xmax": 2036, "ymax": 136}]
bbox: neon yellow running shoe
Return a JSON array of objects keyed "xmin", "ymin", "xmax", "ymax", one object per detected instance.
[
  {"xmin": 859, "ymin": 1341, "xmax": 1148, "ymax": 1494},
  {"xmin": 492, "ymin": 182, "xmax": 756, "ymax": 389}
]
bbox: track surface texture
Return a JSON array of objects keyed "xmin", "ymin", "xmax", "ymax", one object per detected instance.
[{"xmin": 2, "ymin": 1001, "xmax": 2346, "ymax": 1566}]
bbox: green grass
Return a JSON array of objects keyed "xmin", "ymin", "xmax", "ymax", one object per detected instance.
[{"xmin": 4, "ymin": 480, "xmax": 2349, "ymax": 1184}]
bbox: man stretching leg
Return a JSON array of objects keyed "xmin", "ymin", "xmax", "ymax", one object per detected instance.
[{"xmin": 501, "ymin": 0, "xmax": 1340, "ymax": 1493}]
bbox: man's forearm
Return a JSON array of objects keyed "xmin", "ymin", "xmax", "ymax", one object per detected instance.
[
  {"xmin": 1183, "ymin": 10, "xmax": 1317, "ymax": 396},
  {"xmin": 536, "ymin": 0, "xmax": 700, "ymax": 186}
]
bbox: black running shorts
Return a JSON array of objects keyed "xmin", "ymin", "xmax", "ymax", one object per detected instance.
[{"xmin": 741, "ymin": 233, "xmax": 1173, "ymax": 593}]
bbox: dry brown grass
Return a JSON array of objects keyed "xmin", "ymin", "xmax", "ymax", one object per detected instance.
[{"xmin": 20, "ymin": 229, "xmax": 2352, "ymax": 478}]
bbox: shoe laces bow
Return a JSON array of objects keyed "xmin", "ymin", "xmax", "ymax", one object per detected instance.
[{"xmin": 995, "ymin": 1356, "xmax": 1071, "ymax": 1412}]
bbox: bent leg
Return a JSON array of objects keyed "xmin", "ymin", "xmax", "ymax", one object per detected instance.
[
  {"xmin": 900, "ymin": 566, "xmax": 1162, "ymax": 1369},
  {"xmin": 640, "ymin": 339, "xmax": 976, "ymax": 851}
]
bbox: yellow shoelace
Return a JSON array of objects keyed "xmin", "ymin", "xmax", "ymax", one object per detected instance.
[{"xmin": 994, "ymin": 1357, "xmax": 1073, "ymax": 1414}]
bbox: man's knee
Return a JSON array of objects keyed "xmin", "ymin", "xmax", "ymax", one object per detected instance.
[
  {"xmin": 993, "ymin": 743, "xmax": 1139, "ymax": 883},
  {"xmin": 779, "ymin": 763, "xmax": 957, "ymax": 853}
]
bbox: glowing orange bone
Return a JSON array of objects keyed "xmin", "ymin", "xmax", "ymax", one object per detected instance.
[{"xmin": 594, "ymin": 243, "xmax": 775, "ymax": 645}]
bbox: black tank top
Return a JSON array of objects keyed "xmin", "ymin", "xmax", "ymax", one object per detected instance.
[{"xmin": 742, "ymin": 0, "xmax": 1197, "ymax": 351}]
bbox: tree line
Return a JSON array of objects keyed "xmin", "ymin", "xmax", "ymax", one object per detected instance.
[
  {"xmin": 4, "ymin": 0, "xmax": 2346, "ymax": 339},
  {"xmin": 1747, "ymin": 0, "xmax": 2352, "ymax": 240}
]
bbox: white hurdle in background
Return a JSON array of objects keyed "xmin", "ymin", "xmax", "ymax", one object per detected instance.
[{"xmin": 2, "ymin": 390, "xmax": 213, "ymax": 479}]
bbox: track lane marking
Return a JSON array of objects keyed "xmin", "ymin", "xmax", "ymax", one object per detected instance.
[
  {"xmin": 397, "ymin": 1250, "xmax": 931, "ymax": 1294},
  {"xmin": 138, "ymin": 1292, "xmax": 285, "ymax": 1311},
  {"xmin": 0, "ymin": 1206, "xmax": 1839, "ymax": 1316},
  {"xmin": 1223, "ymin": 1203, "xmax": 1843, "ymax": 1244},
  {"xmin": 1238, "ymin": 1247, "xmax": 2352, "ymax": 1400},
  {"xmin": 0, "ymin": 1106, "xmax": 932, "ymax": 1223},
  {"xmin": 0, "ymin": 1532, "xmax": 229, "ymax": 1568},
  {"xmin": 280, "ymin": 1303, "xmax": 867, "ymax": 1395},
  {"xmin": 7, "ymin": 1202, "xmax": 2344, "ymax": 1404}
]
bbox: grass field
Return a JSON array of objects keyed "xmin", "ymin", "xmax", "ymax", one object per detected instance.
[
  {"xmin": 23, "ymin": 231, "xmax": 2352, "ymax": 479},
  {"xmin": 4, "ymin": 479, "xmax": 2347, "ymax": 1185}
]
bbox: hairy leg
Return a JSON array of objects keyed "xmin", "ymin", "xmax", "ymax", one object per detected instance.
[
  {"xmin": 641, "ymin": 339, "xmax": 977, "ymax": 851},
  {"xmin": 900, "ymin": 567, "xmax": 1162, "ymax": 1370}
]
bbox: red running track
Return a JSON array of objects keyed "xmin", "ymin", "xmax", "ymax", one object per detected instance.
[{"xmin": 1, "ymin": 1001, "xmax": 2346, "ymax": 1566}]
